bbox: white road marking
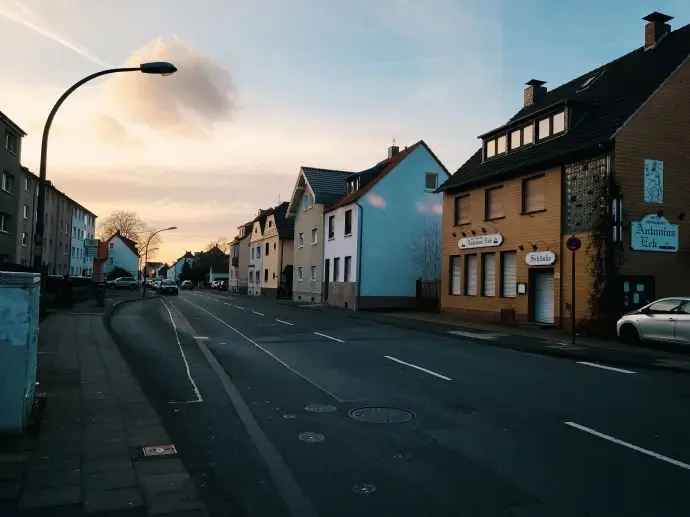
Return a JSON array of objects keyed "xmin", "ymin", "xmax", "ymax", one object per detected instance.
[
  {"xmin": 564, "ymin": 421, "xmax": 690, "ymax": 471},
  {"xmin": 252, "ymin": 311, "xmax": 265, "ymax": 316},
  {"xmin": 194, "ymin": 336, "xmax": 209, "ymax": 340},
  {"xmin": 160, "ymin": 299, "xmax": 204, "ymax": 403},
  {"xmin": 276, "ymin": 319, "xmax": 295, "ymax": 326},
  {"xmin": 181, "ymin": 298, "xmax": 343, "ymax": 402},
  {"xmin": 448, "ymin": 330, "xmax": 501, "ymax": 340},
  {"xmin": 576, "ymin": 361, "xmax": 636, "ymax": 374},
  {"xmin": 384, "ymin": 355, "xmax": 452, "ymax": 381},
  {"xmin": 313, "ymin": 332, "xmax": 345, "ymax": 343},
  {"xmin": 234, "ymin": 305, "xmax": 246, "ymax": 311}
]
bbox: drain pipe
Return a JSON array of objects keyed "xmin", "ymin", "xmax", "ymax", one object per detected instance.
[{"xmin": 355, "ymin": 201, "xmax": 363, "ymax": 310}]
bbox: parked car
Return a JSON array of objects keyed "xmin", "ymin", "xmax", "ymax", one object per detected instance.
[
  {"xmin": 153, "ymin": 280, "xmax": 162, "ymax": 290},
  {"xmin": 112, "ymin": 277, "xmax": 138, "ymax": 290},
  {"xmin": 181, "ymin": 280, "xmax": 193, "ymax": 290},
  {"xmin": 158, "ymin": 279, "xmax": 179, "ymax": 296},
  {"xmin": 617, "ymin": 297, "xmax": 690, "ymax": 345}
]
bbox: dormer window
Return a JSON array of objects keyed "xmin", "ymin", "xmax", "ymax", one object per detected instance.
[
  {"xmin": 538, "ymin": 110, "xmax": 566, "ymax": 140},
  {"xmin": 496, "ymin": 135, "xmax": 507, "ymax": 154},
  {"xmin": 485, "ymin": 139, "xmax": 496, "ymax": 158},
  {"xmin": 347, "ymin": 177, "xmax": 360, "ymax": 194}
]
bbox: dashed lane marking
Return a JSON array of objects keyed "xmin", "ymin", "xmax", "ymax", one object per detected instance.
[
  {"xmin": 276, "ymin": 319, "xmax": 295, "ymax": 326},
  {"xmin": 252, "ymin": 311, "xmax": 265, "ymax": 316},
  {"xmin": 576, "ymin": 361, "xmax": 636, "ymax": 374},
  {"xmin": 313, "ymin": 332, "xmax": 345, "ymax": 343}
]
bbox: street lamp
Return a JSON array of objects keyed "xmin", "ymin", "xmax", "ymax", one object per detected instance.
[
  {"xmin": 142, "ymin": 226, "xmax": 177, "ymax": 298},
  {"xmin": 32, "ymin": 62, "xmax": 178, "ymax": 272}
]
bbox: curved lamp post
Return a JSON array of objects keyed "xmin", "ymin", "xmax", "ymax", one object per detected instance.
[
  {"xmin": 142, "ymin": 226, "xmax": 177, "ymax": 298},
  {"xmin": 32, "ymin": 62, "xmax": 178, "ymax": 272}
]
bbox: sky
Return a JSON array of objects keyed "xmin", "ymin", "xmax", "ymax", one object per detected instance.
[{"xmin": 1, "ymin": 0, "xmax": 689, "ymax": 263}]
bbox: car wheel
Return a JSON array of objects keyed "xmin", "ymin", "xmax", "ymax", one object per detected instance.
[{"xmin": 620, "ymin": 324, "xmax": 640, "ymax": 345}]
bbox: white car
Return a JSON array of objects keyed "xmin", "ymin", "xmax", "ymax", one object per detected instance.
[{"xmin": 617, "ymin": 297, "xmax": 690, "ymax": 345}]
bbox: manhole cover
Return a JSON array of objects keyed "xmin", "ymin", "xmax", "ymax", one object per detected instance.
[
  {"xmin": 352, "ymin": 483, "xmax": 376, "ymax": 495},
  {"xmin": 142, "ymin": 444, "xmax": 177, "ymax": 457},
  {"xmin": 349, "ymin": 407, "xmax": 414, "ymax": 424},
  {"xmin": 305, "ymin": 403, "xmax": 337, "ymax": 413},
  {"xmin": 298, "ymin": 432, "xmax": 325, "ymax": 443}
]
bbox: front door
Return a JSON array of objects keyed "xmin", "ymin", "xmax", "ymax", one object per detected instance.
[
  {"xmin": 324, "ymin": 259, "xmax": 330, "ymax": 302},
  {"xmin": 532, "ymin": 269, "xmax": 555, "ymax": 324}
]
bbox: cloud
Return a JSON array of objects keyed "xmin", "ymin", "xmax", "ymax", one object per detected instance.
[
  {"xmin": 107, "ymin": 37, "xmax": 236, "ymax": 135},
  {"xmin": 91, "ymin": 115, "xmax": 136, "ymax": 147},
  {"xmin": 0, "ymin": 1, "xmax": 109, "ymax": 66},
  {"xmin": 366, "ymin": 193, "xmax": 386, "ymax": 209}
]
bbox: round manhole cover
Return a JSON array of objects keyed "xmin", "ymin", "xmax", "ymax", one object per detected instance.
[
  {"xmin": 298, "ymin": 432, "xmax": 325, "ymax": 443},
  {"xmin": 352, "ymin": 483, "xmax": 377, "ymax": 495},
  {"xmin": 305, "ymin": 403, "xmax": 337, "ymax": 413},
  {"xmin": 349, "ymin": 407, "xmax": 414, "ymax": 424}
]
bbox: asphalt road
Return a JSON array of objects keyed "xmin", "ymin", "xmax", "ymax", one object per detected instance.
[{"xmin": 109, "ymin": 290, "xmax": 690, "ymax": 517}]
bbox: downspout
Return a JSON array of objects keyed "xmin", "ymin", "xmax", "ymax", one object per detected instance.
[{"xmin": 355, "ymin": 201, "xmax": 363, "ymax": 311}]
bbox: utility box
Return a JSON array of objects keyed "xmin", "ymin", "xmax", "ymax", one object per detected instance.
[{"xmin": 0, "ymin": 272, "xmax": 40, "ymax": 433}]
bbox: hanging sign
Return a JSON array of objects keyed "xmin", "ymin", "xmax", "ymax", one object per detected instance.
[
  {"xmin": 458, "ymin": 233, "xmax": 503, "ymax": 249},
  {"xmin": 525, "ymin": 251, "xmax": 556, "ymax": 266},
  {"xmin": 631, "ymin": 214, "xmax": 678, "ymax": 252}
]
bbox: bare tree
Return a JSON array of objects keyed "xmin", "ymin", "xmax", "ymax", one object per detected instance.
[
  {"xmin": 97, "ymin": 210, "xmax": 162, "ymax": 259},
  {"xmin": 206, "ymin": 237, "xmax": 230, "ymax": 253},
  {"xmin": 410, "ymin": 219, "xmax": 441, "ymax": 281}
]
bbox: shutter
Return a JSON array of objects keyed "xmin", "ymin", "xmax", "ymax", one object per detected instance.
[
  {"xmin": 524, "ymin": 176, "xmax": 544, "ymax": 212},
  {"xmin": 466, "ymin": 255, "xmax": 478, "ymax": 295},
  {"xmin": 450, "ymin": 256, "xmax": 461, "ymax": 295},
  {"xmin": 487, "ymin": 188, "xmax": 503, "ymax": 219},
  {"xmin": 502, "ymin": 252, "xmax": 517, "ymax": 297},
  {"xmin": 483, "ymin": 254, "xmax": 496, "ymax": 296}
]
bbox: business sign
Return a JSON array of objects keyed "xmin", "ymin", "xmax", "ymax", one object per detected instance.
[
  {"xmin": 458, "ymin": 233, "xmax": 503, "ymax": 249},
  {"xmin": 84, "ymin": 238, "xmax": 99, "ymax": 258},
  {"xmin": 631, "ymin": 214, "xmax": 678, "ymax": 252},
  {"xmin": 643, "ymin": 159, "xmax": 663, "ymax": 204},
  {"xmin": 525, "ymin": 251, "xmax": 556, "ymax": 266}
]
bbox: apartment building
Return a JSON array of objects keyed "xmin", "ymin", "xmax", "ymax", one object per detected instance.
[
  {"xmin": 0, "ymin": 110, "xmax": 26, "ymax": 264},
  {"xmin": 69, "ymin": 203, "xmax": 96, "ymax": 277}
]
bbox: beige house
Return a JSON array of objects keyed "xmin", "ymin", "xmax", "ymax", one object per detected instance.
[
  {"xmin": 287, "ymin": 167, "xmax": 351, "ymax": 303},
  {"xmin": 229, "ymin": 221, "xmax": 252, "ymax": 293},
  {"xmin": 248, "ymin": 202, "xmax": 294, "ymax": 297}
]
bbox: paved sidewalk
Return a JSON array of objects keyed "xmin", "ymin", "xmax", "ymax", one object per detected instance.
[{"xmin": 0, "ymin": 298, "xmax": 207, "ymax": 516}]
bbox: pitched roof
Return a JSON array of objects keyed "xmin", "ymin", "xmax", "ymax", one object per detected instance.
[
  {"xmin": 272, "ymin": 202, "xmax": 294, "ymax": 240},
  {"xmin": 301, "ymin": 167, "xmax": 353, "ymax": 205},
  {"xmin": 439, "ymin": 21, "xmax": 690, "ymax": 192},
  {"xmin": 326, "ymin": 140, "xmax": 449, "ymax": 212},
  {"xmin": 0, "ymin": 109, "xmax": 27, "ymax": 136},
  {"xmin": 107, "ymin": 231, "xmax": 139, "ymax": 257}
]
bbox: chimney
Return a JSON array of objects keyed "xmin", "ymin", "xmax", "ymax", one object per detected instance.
[
  {"xmin": 387, "ymin": 145, "xmax": 399, "ymax": 159},
  {"xmin": 524, "ymin": 79, "xmax": 547, "ymax": 107},
  {"xmin": 643, "ymin": 12, "xmax": 673, "ymax": 50}
]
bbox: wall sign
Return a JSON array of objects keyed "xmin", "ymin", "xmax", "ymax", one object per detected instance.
[
  {"xmin": 643, "ymin": 159, "xmax": 663, "ymax": 204},
  {"xmin": 458, "ymin": 234, "xmax": 503, "ymax": 249},
  {"xmin": 525, "ymin": 251, "xmax": 556, "ymax": 266},
  {"xmin": 631, "ymin": 214, "xmax": 678, "ymax": 252},
  {"xmin": 517, "ymin": 283, "xmax": 527, "ymax": 295}
]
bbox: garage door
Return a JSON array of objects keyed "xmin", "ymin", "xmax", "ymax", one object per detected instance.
[{"xmin": 533, "ymin": 270, "xmax": 554, "ymax": 324}]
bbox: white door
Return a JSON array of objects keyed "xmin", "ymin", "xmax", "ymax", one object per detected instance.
[{"xmin": 533, "ymin": 270, "xmax": 554, "ymax": 324}]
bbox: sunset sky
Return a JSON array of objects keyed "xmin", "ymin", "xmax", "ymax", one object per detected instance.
[{"xmin": 2, "ymin": 0, "xmax": 688, "ymax": 263}]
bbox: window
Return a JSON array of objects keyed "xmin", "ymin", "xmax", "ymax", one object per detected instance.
[
  {"xmin": 501, "ymin": 252, "xmax": 517, "ymax": 297},
  {"xmin": 647, "ymin": 299, "xmax": 683, "ymax": 313},
  {"xmin": 268, "ymin": 220, "xmax": 272, "ymax": 227},
  {"xmin": 454, "ymin": 195, "xmax": 470, "ymax": 225},
  {"xmin": 264, "ymin": 269, "xmax": 268, "ymax": 282},
  {"xmin": 510, "ymin": 129, "xmax": 522, "ymax": 150},
  {"xmin": 23, "ymin": 204, "xmax": 28, "ymax": 219},
  {"xmin": 251, "ymin": 247, "xmax": 254, "ymax": 259},
  {"xmin": 496, "ymin": 135, "xmax": 507, "ymax": 154},
  {"xmin": 1, "ymin": 171, "xmax": 14, "ymax": 193},
  {"xmin": 298, "ymin": 232, "xmax": 304, "ymax": 247},
  {"xmin": 425, "ymin": 173, "xmax": 438, "ymax": 190},
  {"xmin": 303, "ymin": 193, "xmax": 313, "ymax": 210},
  {"xmin": 328, "ymin": 215, "xmax": 335, "ymax": 239},
  {"xmin": 310, "ymin": 265, "xmax": 317, "ymax": 281},
  {"xmin": 297, "ymin": 267, "xmax": 304, "ymax": 281},
  {"xmin": 256, "ymin": 271, "xmax": 260, "ymax": 284},
  {"xmin": 333, "ymin": 257, "xmax": 340, "ymax": 282},
  {"xmin": 274, "ymin": 243, "xmax": 276, "ymax": 250},
  {"xmin": 24, "ymin": 177, "xmax": 29, "ymax": 191},
  {"xmin": 311, "ymin": 228, "xmax": 318, "ymax": 244},
  {"xmin": 485, "ymin": 186, "xmax": 504, "ymax": 219},
  {"xmin": 449, "ymin": 256, "xmax": 461, "ymax": 295},
  {"xmin": 522, "ymin": 175, "xmax": 545, "ymax": 213},
  {"xmin": 0, "ymin": 212, "xmax": 10, "ymax": 233},
  {"xmin": 344, "ymin": 210, "xmax": 352, "ymax": 236},
  {"xmin": 5, "ymin": 132, "xmax": 18, "ymax": 155},
  {"xmin": 256, "ymin": 246, "xmax": 261, "ymax": 258},
  {"xmin": 265, "ymin": 242, "xmax": 269, "ymax": 255},
  {"xmin": 523, "ymin": 125, "xmax": 534, "ymax": 145},
  {"xmin": 344, "ymin": 256, "xmax": 351, "ymax": 282},
  {"xmin": 485, "ymin": 139, "xmax": 496, "ymax": 158},
  {"xmin": 465, "ymin": 255, "xmax": 478, "ymax": 295},
  {"xmin": 538, "ymin": 117, "xmax": 550, "ymax": 140},
  {"xmin": 482, "ymin": 253, "xmax": 496, "ymax": 297},
  {"xmin": 552, "ymin": 111, "xmax": 565, "ymax": 134},
  {"xmin": 21, "ymin": 232, "xmax": 27, "ymax": 246}
]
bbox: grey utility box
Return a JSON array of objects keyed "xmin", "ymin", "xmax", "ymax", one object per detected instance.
[{"xmin": 0, "ymin": 272, "xmax": 40, "ymax": 433}]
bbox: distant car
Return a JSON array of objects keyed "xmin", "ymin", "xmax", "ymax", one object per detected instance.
[
  {"xmin": 181, "ymin": 280, "xmax": 193, "ymax": 289},
  {"xmin": 153, "ymin": 280, "xmax": 162, "ymax": 289},
  {"xmin": 158, "ymin": 279, "xmax": 179, "ymax": 296},
  {"xmin": 617, "ymin": 297, "xmax": 690, "ymax": 345},
  {"xmin": 112, "ymin": 277, "xmax": 138, "ymax": 290},
  {"xmin": 209, "ymin": 280, "xmax": 220, "ymax": 289}
]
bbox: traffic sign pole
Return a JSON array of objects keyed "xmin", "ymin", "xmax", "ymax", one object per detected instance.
[{"xmin": 566, "ymin": 236, "xmax": 582, "ymax": 345}]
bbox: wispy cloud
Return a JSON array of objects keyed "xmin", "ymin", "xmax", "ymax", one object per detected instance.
[{"xmin": 0, "ymin": 1, "xmax": 109, "ymax": 67}]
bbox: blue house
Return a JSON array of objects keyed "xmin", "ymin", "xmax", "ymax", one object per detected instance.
[{"xmin": 323, "ymin": 141, "xmax": 449, "ymax": 309}]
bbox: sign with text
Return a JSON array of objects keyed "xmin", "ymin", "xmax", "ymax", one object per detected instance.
[
  {"xmin": 631, "ymin": 214, "xmax": 678, "ymax": 252},
  {"xmin": 643, "ymin": 159, "xmax": 663, "ymax": 204},
  {"xmin": 458, "ymin": 233, "xmax": 503, "ymax": 249},
  {"xmin": 525, "ymin": 251, "xmax": 556, "ymax": 266},
  {"xmin": 84, "ymin": 238, "xmax": 99, "ymax": 258}
]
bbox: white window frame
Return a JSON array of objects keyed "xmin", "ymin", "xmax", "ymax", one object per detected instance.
[
  {"xmin": 450, "ymin": 256, "xmax": 461, "ymax": 295},
  {"xmin": 21, "ymin": 231, "xmax": 27, "ymax": 246},
  {"xmin": 297, "ymin": 266, "xmax": 304, "ymax": 281},
  {"xmin": 425, "ymin": 173, "xmax": 438, "ymax": 191},
  {"xmin": 311, "ymin": 228, "xmax": 318, "ymax": 245},
  {"xmin": 298, "ymin": 232, "xmax": 304, "ymax": 248},
  {"xmin": 310, "ymin": 265, "xmax": 316, "ymax": 281},
  {"xmin": 23, "ymin": 204, "xmax": 28, "ymax": 219}
]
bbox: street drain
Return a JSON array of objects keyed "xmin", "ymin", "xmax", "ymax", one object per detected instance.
[
  {"xmin": 298, "ymin": 432, "xmax": 325, "ymax": 443},
  {"xmin": 142, "ymin": 444, "xmax": 177, "ymax": 457},
  {"xmin": 349, "ymin": 407, "xmax": 414, "ymax": 424},
  {"xmin": 305, "ymin": 403, "xmax": 337, "ymax": 413},
  {"xmin": 352, "ymin": 483, "xmax": 376, "ymax": 495}
]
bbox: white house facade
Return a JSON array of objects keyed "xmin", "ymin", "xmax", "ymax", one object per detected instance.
[{"xmin": 103, "ymin": 232, "xmax": 139, "ymax": 279}]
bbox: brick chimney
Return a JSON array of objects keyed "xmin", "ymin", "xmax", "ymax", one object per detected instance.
[
  {"xmin": 524, "ymin": 79, "xmax": 547, "ymax": 107},
  {"xmin": 643, "ymin": 12, "xmax": 673, "ymax": 50},
  {"xmin": 388, "ymin": 145, "xmax": 399, "ymax": 159}
]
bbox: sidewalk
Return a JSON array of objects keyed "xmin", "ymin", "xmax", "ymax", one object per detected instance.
[{"xmin": 0, "ymin": 296, "xmax": 207, "ymax": 516}]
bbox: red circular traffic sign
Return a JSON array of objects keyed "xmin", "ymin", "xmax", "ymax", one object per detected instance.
[{"xmin": 566, "ymin": 236, "xmax": 581, "ymax": 251}]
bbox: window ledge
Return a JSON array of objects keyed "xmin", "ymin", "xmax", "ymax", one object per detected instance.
[
  {"xmin": 521, "ymin": 209, "xmax": 546, "ymax": 215},
  {"xmin": 328, "ymin": 236, "xmax": 335, "ymax": 241},
  {"xmin": 454, "ymin": 222, "xmax": 471, "ymax": 227},
  {"xmin": 344, "ymin": 233, "xmax": 353, "ymax": 238},
  {"xmin": 484, "ymin": 216, "xmax": 506, "ymax": 222}
]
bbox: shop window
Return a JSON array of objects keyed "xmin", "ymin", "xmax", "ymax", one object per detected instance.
[
  {"xmin": 344, "ymin": 256, "xmax": 351, "ymax": 282},
  {"xmin": 482, "ymin": 253, "xmax": 496, "ymax": 297},
  {"xmin": 449, "ymin": 256, "xmax": 461, "ymax": 295},
  {"xmin": 465, "ymin": 254, "xmax": 478, "ymax": 296},
  {"xmin": 501, "ymin": 252, "xmax": 517, "ymax": 297}
]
